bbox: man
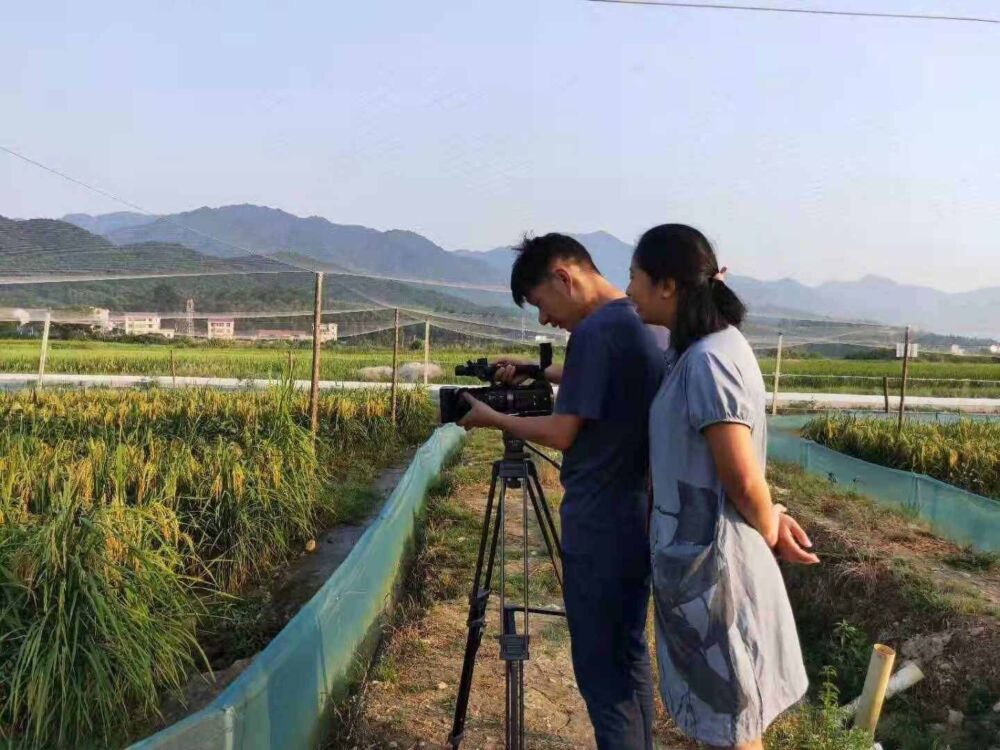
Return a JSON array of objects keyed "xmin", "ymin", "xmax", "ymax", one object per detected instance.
[{"xmin": 458, "ymin": 233, "xmax": 817, "ymax": 749}]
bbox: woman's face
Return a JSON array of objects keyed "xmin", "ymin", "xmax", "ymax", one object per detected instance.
[{"xmin": 626, "ymin": 259, "xmax": 676, "ymax": 327}]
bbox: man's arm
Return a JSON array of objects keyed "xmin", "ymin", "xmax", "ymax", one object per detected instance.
[
  {"xmin": 457, "ymin": 394, "xmax": 581, "ymax": 451},
  {"xmin": 494, "ymin": 361, "xmax": 563, "ymax": 385},
  {"xmin": 492, "ymin": 411, "xmax": 579, "ymax": 451}
]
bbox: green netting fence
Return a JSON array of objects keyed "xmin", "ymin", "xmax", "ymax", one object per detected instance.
[
  {"xmin": 768, "ymin": 415, "xmax": 999, "ymax": 552},
  {"xmin": 129, "ymin": 423, "xmax": 466, "ymax": 750}
]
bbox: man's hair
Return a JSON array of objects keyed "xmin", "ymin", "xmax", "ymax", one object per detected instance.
[{"xmin": 509, "ymin": 233, "xmax": 600, "ymax": 307}]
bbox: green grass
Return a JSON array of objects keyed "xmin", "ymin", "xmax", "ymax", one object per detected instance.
[
  {"xmin": 0, "ymin": 385, "xmax": 434, "ymax": 748},
  {"xmin": 758, "ymin": 356, "xmax": 1000, "ymax": 397},
  {"xmin": 765, "ymin": 668, "xmax": 872, "ymax": 750},
  {"xmin": 0, "ymin": 339, "xmax": 552, "ymax": 385},
  {"xmin": 943, "ymin": 546, "xmax": 1000, "ymax": 573},
  {"xmin": 802, "ymin": 414, "xmax": 1000, "ymax": 500},
  {"xmin": 4, "ymin": 338, "xmax": 1000, "ymax": 395}
]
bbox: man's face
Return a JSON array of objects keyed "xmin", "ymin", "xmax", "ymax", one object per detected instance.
[{"xmin": 524, "ymin": 266, "xmax": 585, "ymax": 331}]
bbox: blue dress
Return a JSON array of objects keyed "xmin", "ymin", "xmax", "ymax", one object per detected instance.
[{"xmin": 648, "ymin": 326, "xmax": 808, "ymax": 745}]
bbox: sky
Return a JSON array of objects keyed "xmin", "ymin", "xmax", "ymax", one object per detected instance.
[{"xmin": 2, "ymin": 0, "xmax": 998, "ymax": 292}]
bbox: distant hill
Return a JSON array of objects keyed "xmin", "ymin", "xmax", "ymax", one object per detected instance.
[
  {"xmin": 0, "ymin": 216, "xmax": 519, "ymax": 323},
  {"xmin": 0, "ymin": 217, "xmax": 290, "ymax": 279},
  {"xmin": 79, "ymin": 204, "xmax": 498, "ymax": 286},
  {"xmin": 55, "ymin": 206, "xmax": 1000, "ymax": 338},
  {"xmin": 62, "ymin": 211, "xmax": 157, "ymax": 236},
  {"xmin": 726, "ymin": 275, "xmax": 1000, "ymax": 339}
]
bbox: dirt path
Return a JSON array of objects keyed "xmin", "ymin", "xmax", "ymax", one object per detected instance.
[{"xmin": 331, "ymin": 431, "xmax": 694, "ymax": 750}]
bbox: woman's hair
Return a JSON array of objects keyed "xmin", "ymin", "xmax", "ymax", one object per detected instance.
[{"xmin": 633, "ymin": 224, "xmax": 746, "ymax": 353}]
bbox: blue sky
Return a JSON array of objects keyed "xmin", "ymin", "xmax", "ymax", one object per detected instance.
[{"xmin": 2, "ymin": 0, "xmax": 998, "ymax": 291}]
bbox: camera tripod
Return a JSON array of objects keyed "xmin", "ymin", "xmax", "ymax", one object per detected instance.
[{"xmin": 448, "ymin": 433, "xmax": 565, "ymax": 750}]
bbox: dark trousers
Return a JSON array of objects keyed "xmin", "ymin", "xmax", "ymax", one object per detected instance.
[{"xmin": 562, "ymin": 551, "xmax": 655, "ymax": 750}]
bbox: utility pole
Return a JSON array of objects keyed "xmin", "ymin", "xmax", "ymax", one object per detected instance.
[
  {"xmin": 897, "ymin": 326, "xmax": 911, "ymax": 432},
  {"xmin": 309, "ymin": 273, "xmax": 324, "ymax": 435},
  {"xmin": 391, "ymin": 308, "xmax": 400, "ymax": 423},
  {"xmin": 771, "ymin": 332, "xmax": 783, "ymax": 416},
  {"xmin": 37, "ymin": 310, "xmax": 51, "ymax": 387},
  {"xmin": 424, "ymin": 320, "xmax": 431, "ymax": 386}
]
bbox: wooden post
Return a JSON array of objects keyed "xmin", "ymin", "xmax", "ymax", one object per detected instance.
[
  {"xmin": 309, "ymin": 272, "xmax": 324, "ymax": 435},
  {"xmin": 37, "ymin": 310, "xmax": 51, "ymax": 387},
  {"xmin": 854, "ymin": 644, "xmax": 896, "ymax": 734},
  {"xmin": 771, "ymin": 333, "xmax": 783, "ymax": 416},
  {"xmin": 287, "ymin": 349, "xmax": 293, "ymax": 381},
  {"xmin": 897, "ymin": 326, "xmax": 911, "ymax": 432},
  {"xmin": 391, "ymin": 308, "xmax": 400, "ymax": 424},
  {"xmin": 423, "ymin": 319, "xmax": 430, "ymax": 386},
  {"xmin": 170, "ymin": 349, "xmax": 177, "ymax": 387},
  {"xmin": 883, "ymin": 376, "xmax": 890, "ymax": 413}
]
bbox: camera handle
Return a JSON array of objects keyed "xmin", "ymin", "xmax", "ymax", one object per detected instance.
[{"xmin": 447, "ymin": 434, "xmax": 564, "ymax": 750}]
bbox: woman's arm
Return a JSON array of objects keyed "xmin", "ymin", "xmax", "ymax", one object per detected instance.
[{"xmin": 703, "ymin": 422, "xmax": 779, "ymax": 547}]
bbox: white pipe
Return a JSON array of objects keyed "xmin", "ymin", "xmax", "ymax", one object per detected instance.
[{"xmin": 842, "ymin": 661, "xmax": 925, "ymax": 718}]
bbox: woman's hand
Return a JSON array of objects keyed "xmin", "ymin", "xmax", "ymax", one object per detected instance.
[
  {"xmin": 773, "ymin": 509, "xmax": 820, "ymax": 565},
  {"xmin": 457, "ymin": 392, "xmax": 501, "ymax": 430}
]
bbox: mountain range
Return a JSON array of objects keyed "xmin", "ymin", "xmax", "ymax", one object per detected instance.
[{"xmin": 3, "ymin": 203, "xmax": 987, "ymax": 339}]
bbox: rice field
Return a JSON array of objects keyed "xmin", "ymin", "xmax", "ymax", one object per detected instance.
[
  {"xmin": 2, "ymin": 340, "xmax": 997, "ymax": 396},
  {"xmin": 758, "ymin": 357, "xmax": 1000, "ymax": 398},
  {"xmin": 802, "ymin": 414, "xmax": 1000, "ymax": 500},
  {"xmin": 0, "ymin": 385, "xmax": 433, "ymax": 748},
  {"xmin": 0, "ymin": 339, "xmax": 544, "ymax": 385}
]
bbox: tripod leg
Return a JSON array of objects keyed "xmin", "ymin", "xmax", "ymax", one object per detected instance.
[
  {"xmin": 525, "ymin": 466, "xmax": 563, "ymax": 592},
  {"xmin": 503, "ymin": 607, "xmax": 525, "ymax": 750},
  {"xmin": 448, "ymin": 464, "xmax": 504, "ymax": 749}
]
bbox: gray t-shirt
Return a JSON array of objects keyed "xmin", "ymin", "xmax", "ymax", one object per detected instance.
[{"xmin": 554, "ymin": 298, "xmax": 666, "ymax": 561}]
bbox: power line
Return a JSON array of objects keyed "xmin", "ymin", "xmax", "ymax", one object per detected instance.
[{"xmin": 584, "ymin": 0, "xmax": 999, "ymax": 24}]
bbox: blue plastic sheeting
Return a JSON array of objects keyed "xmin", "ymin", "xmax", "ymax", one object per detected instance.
[
  {"xmin": 130, "ymin": 424, "xmax": 466, "ymax": 750},
  {"xmin": 768, "ymin": 416, "xmax": 999, "ymax": 552}
]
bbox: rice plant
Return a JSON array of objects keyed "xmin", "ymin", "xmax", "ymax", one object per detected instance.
[
  {"xmin": 803, "ymin": 414, "xmax": 1000, "ymax": 500},
  {"xmin": 0, "ymin": 384, "xmax": 433, "ymax": 747}
]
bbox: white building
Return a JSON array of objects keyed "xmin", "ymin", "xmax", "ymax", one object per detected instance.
[
  {"xmin": 110, "ymin": 314, "xmax": 162, "ymax": 336},
  {"xmin": 950, "ymin": 344, "xmax": 965, "ymax": 356},
  {"xmin": 319, "ymin": 322, "xmax": 338, "ymax": 343},
  {"xmin": 256, "ymin": 329, "xmax": 306, "ymax": 342},
  {"xmin": 91, "ymin": 308, "xmax": 112, "ymax": 332},
  {"xmin": 206, "ymin": 318, "xmax": 235, "ymax": 340}
]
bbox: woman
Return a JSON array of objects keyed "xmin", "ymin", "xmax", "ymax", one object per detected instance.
[{"xmin": 626, "ymin": 224, "xmax": 810, "ymax": 750}]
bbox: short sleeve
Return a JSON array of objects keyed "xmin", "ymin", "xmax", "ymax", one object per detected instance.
[
  {"xmin": 684, "ymin": 350, "xmax": 754, "ymax": 432},
  {"xmin": 554, "ymin": 326, "xmax": 611, "ymax": 421}
]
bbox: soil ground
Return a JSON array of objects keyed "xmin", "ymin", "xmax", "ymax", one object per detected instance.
[
  {"xmin": 329, "ymin": 433, "xmax": 1000, "ymax": 750},
  {"xmin": 326, "ymin": 430, "xmax": 695, "ymax": 750}
]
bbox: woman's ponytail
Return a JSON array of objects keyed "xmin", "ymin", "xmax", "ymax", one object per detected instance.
[{"xmin": 633, "ymin": 224, "xmax": 748, "ymax": 353}]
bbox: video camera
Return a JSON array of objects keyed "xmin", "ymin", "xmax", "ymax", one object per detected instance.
[{"xmin": 439, "ymin": 343, "xmax": 554, "ymax": 424}]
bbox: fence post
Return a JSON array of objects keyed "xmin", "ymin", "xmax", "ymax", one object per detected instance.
[
  {"xmin": 423, "ymin": 319, "xmax": 430, "ymax": 386},
  {"xmin": 287, "ymin": 349, "xmax": 294, "ymax": 381},
  {"xmin": 882, "ymin": 376, "xmax": 890, "ymax": 413},
  {"xmin": 771, "ymin": 332, "xmax": 783, "ymax": 416},
  {"xmin": 36, "ymin": 310, "xmax": 51, "ymax": 388},
  {"xmin": 391, "ymin": 308, "xmax": 400, "ymax": 424},
  {"xmin": 897, "ymin": 325, "xmax": 911, "ymax": 432},
  {"xmin": 310, "ymin": 272, "xmax": 324, "ymax": 435},
  {"xmin": 170, "ymin": 349, "xmax": 177, "ymax": 387}
]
